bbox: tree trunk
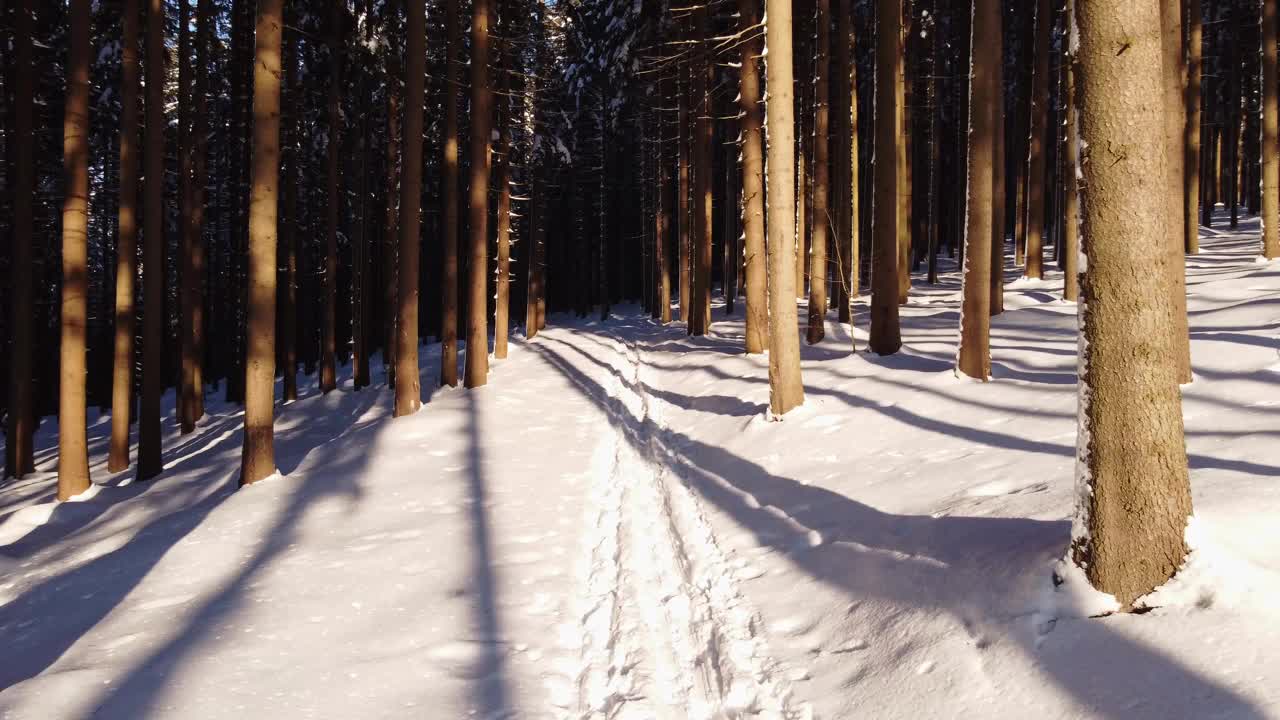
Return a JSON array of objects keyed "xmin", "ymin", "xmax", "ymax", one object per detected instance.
[
  {"xmin": 1063, "ymin": 0, "xmax": 1080, "ymax": 302},
  {"xmin": 690, "ymin": 7, "xmax": 713, "ymax": 336},
  {"xmin": 1071, "ymin": 0, "xmax": 1193, "ymax": 611},
  {"xmin": 58, "ymin": 0, "xmax": 92, "ymax": 500},
  {"xmin": 178, "ymin": 0, "xmax": 195, "ymax": 433},
  {"xmin": 108, "ymin": 0, "xmax": 140, "ymax": 474},
  {"xmin": 320, "ymin": 2, "xmax": 341, "ymax": 393},
  {"xmin": 807, "ymin": 0, "xmax": 831, "ymax": 345},
  {"xmin": 1183, "ymin": 0, "xmax": 1201, "ymax": 254},
  {"xmin": 440, "ymin": 0, "xmax": 460, "ymax": 386},
  {"xmin": 1263, "ymin": 0, "xmax": 1279, "ymax": 259},
  {"xmin": 395, "ymin": 0, "xmax": 424, "ymax": 414},
  {"xmin": 763, "ymin": 0, "xmax": 805, "ymax": 415},
  {"xmin": 958, "ymin": 0, "xmax": 997, "ymax": 381},
  {"xmin": 383, "ymin": 7, "xmax": 400, "ymax": 387},
  {"xmin": 281, "ymin": 11, "xmax": 298, "ymax": 402},
  {"xmin": 1161, "ymin": 0, "xmax": 1192, "ymax": 383},
  {"xmin": 836, "ymin": 0, "xmax": 856, "ymax": 319},
  {"xmin": 464, "ymin": 0, "xmax": 492, "ymax": 387},
  {"xmin": 678, "ymin": 40, "xmax": 691, "ymax": 325},
  {"xmin": 241, "ymin": 0, "xmax": 283, "ymax": 486},
  {"xmin": 989, "ymin": 6, "xmax": 1006, "ymax": 316},
  {"xmin": 138, "ymin": 0, "xmax": 166, "ymax": 481},
  {"xmin": 494, "ymin": 39, "xmax": 512, "ymax": 360},
  {"xmin": 191, "ymin": 0, "xmax": 210, "ymax": 420},
  {"xmin": 6, "ymin": 0, "xmax": 35, "ymax": 479},
  {"xmin": 1024, "ymin": 0, "xmax": 1051, "ymax": 280},
  {"xmin": 897, "ymin": 19, "xmax": 911, "ymax": 306},
  {"xmin": 739, "ymin": 0, "xmax": 768, "ymax": 353},
  {"xmin": 870, "ymin": 0, "xmax": 902, "ymax": 355}
]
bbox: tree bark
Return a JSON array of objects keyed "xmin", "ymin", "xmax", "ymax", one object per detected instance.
[
  {"xmin": 836, "ymin": 0, "xmax": 856, "ymax": 319},
  {"xmin": 108, "ymin": 0, "xmax": 140, "ymax": 474},
  {"xmin": 1071, "ymin": 0, "xmax": 1193, "ymax": 611},
  {"xmin": 395, "ymin": 0, "xmax": 425, "ymax": 413},
  {"xmin": 320, "ymin": 2, "xmax": 341, "ymax": 393},
  {"xmin": 138, "ymin": 0, "xmax": 166, "ymax": 481},
  {"xmin": 690, "ymin": 7, "xmax": 713, "ymax": 336},
  {"xmin": 58, "ymin": 0, "xmax": 92, "ymax": 500},
  {"xmin": 739, "ymin": 0, "xmax": 768, "ymax": 353},
  {"xmin": 241, "ymin": 0, "xmax": 283, "ymax": 486},
  {"xmin": 989, "ymin": 6, "xmax": 1006, "ymax": 316},
  {"xmin": 6, "ymin": 0, "xmax": 35, "ymax": 479},
  {"xmin": 1062, "ymin": 0, "xmax": 1080, "ymax": 303},
  {"xmin": 763, "ymin": 0, "xmax": 806, "ymax": 415},
  {"xmin": 178, "ymin": 0, "xmax": 195, "ymax": 433},
  {"xmin": 464, "ymin": 0, "xmax": 492, "ymax": 387},
  {"xmin": 191, "ymin": 0, "xmax": 210, "ymax": 419},
  {"xmin": 281, "ymin": 10, "xmax": 298, "ymax": 402},
  {"xmin": 1024, "ymin": 0, "xmax": 1051, "ymax": 279},
  {"xmin": 441, "ymin": 0, "xmax": 460, "ymax": 386},
  {"xmin": 1263, "ymin": 0, "xmax": 1279, "ymax": 259},
  {"xmin": 678, "ymin": 39, "xmax": 691, "ymax": 325},
  {"xmin": 870, "ymin": 0, "xmax": 902, "ymax": 355},
  {"xmin": 494, "ymin": 37, "xmax": 512, "ymax": 360},
  {"xmin": 1161, "ymin": 0, "xmax": 1192, "ymax": 383},
  {"xmin": 1184, "ymin": 0, "xmax": 1201, "ymax": 255},
  {"xmin": 383, "ymin": 5, "xmax": 400, "ymax": 388},
  {"xmin": 958, "ymin": 0, "xmax": 997, "ymax": 381},
  {"xmin": 807, "ymin": 0, "xmax": 831, "ymax": 345}
]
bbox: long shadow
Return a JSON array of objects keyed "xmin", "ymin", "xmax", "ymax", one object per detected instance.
[
  {"xmin": 0, "ymin": 389, "xmax": 383, "ymax": 714},
  {"xmin": 528, "ymin": 335, "xmax": 1268, "ymax": 720},
  {"xmin": 462, "ymin": 389, "xmax": 515, "ymax": 718}
]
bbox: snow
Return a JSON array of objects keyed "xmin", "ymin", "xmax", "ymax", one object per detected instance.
[{"xmin": 3, "ymin": 211, "xmax": 1280, "ymax": 718}]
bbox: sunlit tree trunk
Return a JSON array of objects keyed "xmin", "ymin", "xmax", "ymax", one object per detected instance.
[
  {"xmin": 764, "ymin": 0, "xmax": 805, "ymax": 415},
  {"xmin": 739, "ymin": 0, "xmax": 768, "ymax": 353},
  {"xmin": 989, "ymin": 7, "xmax": 1006, "ymax": 316},
  {"xmin": 896, "ymin": 17, "xmax": 910, "ymax": 305},
  {"xmin": 1024, "ymin": 0, "xmax": 1051, "ymax": 280},
  {"xmin": 1262, "ymin": 0, "xmax": 1279, "ymax": 259},
  {"xmin": 959, "ymin": 0, "xmax": 997, "ymax": 381},
  {"xmin": 690, "ymin": 5, "xmax": 713, "ymax": 336},
  {"xmin": 108, "ymin": 0, "xmax": 140, "ymax": 474},
  {"xmin": 678, "ymin": 36, "xmax": 691, "ymax": 325},
  {"xmin": 807, "ymin": 0, "xmax": 831, "ymax": 344},
  {"xmin": 441, "ymin": 0, "xmax": 460, "ymax": 386},
  {"xmin": 138, "ymin": 0, "xmax": 166, "ymax": 481},
  {"xmin": 464, "ymin": 0, "xmax": 493, "ymax": 387},
  {"xmin": 1063, "ymin": 0, "xmax": 1080, "ymax": 302},
  {"xmin": 383, "ymin": 5, "xmax": 401, "ymax": 388},
  {"xmin": 241, "ymin": 0, "xmax": 283, "ymax": 486},
  {"xmin": 6, "ymin": 0, "xmax": 35, "ymax": 479},
  {"xmin": 178, "ymin": 0, "xmax": 196, "ymax": 432},
  {"xmin": 395, "ymin": 0, "xmax": 425, "ymax": 414},
  {"xmin": 1184, "ymin": 0, "xmax": 1201, "ymax": 255},
  {"xmin": 870, "ymin": 0, "xmax": 902, "ymax": 354},
  {"xmin": 58, "ymin": 0, "xmax": 92, "ymax": 500},
  {"xmin": 1161, "ymin": 0, "xmax": 1192, "ymax": 383},
  {"xmin": 320, "ymin": 2, "xmax": 341, "ymax": 393},
  {"xmin": 494, "ymin": 36, "xmax": 512, "ymax": 360},
  {"xmin": 1071, "ymin": 0, "xmax": 1193, "ymax": 611},
  {"xmin": 281, "ymin": 12, "xmax": 298, "ymax": 402},
  {"xmin": 835, "ymin": 0, "xmax": 855, "ymax": 319}
]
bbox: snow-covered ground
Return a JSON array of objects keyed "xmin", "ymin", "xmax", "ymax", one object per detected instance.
[{"xmin": 3, "ymin": 213, "xmax": 1280, "ymax": 719}]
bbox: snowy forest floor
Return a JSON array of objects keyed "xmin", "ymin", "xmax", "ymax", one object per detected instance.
[{"xmin": 4, "ymin": 212, "xmax": 1280, "ymax": 719}]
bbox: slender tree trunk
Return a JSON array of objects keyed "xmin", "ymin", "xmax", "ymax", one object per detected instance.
[
  {"xmin": 989, "ymin": 7, "xmax": 1006, "ymax": 316},
  {"xmin": 1063, "ymin": 0, "xmax": 1080, "ymax": 302},
  {"xmin": 1161, "ymin": 0, "xmax": 1192, "ymax": 383},
  {"xmin": 241, "ymin": 0, "xmax": 283, "ymax": 486},
  {"xmin": 281, "ymin": 14, "xmax": 298, "ymax": 402},
  {"xmin": 383, "ymin": 8, "xmax": 400, "ymax": 387},
  {"xmin": 137, "ymin": 0, "xmax": 166, "ymax": 481},
  {"xmin": 1072, "ymin": 0, "xmax": 1193, "ymax": 610},
  {"xmin": 191, "ymin": 0, "xmax": 210, "ymax": 419},
  {"xmin": 59, "ymin": 0, "xmax": 92, "ymax": 499},
  {"xmin": 464, "ymin": 0, "xmax": 492, "ymax": 387},
  {"xmin": 6, "ymin": 0, "xmax": 35, "ymax": 479},
  {"xmin": 764, "ymin": 0, "xmax": 805, "ymax": 415},
  {"xmin": 678, "ymin": 42, "xmax": 691, "ymax": 325},
  {"xmin": 958, "ymin": 0, "xmax": 997, "ymax": 381},
  {"xmin": 796, "ymin": 118, "xmax": 808, "ymax": 299},
  {"xmin": 395, "ymin": 0, "xmax": 424, "ymax": 414},
  {"xmin": 178, "ymin": 0, "xmax": 196, "ymax": 433},
  {"xmin": 836, "ymin": 0, "xmax": 855, "ymax": 319},
  {"xmin": 897, "ymin": 18, "xmax": 911, "ymax": 305},
  {"xmin": 108, "ymin": 0, "xmax": 140, "ymax": 474},
  {"xmin": 691, "ymin": 7, "xmax": 713, "ymax": 336},
  {"xmin": 494, "ymin": 39, "xmax": 512, "ymax": 360},
  {"xmin": 1183, "ymin": 0, "xmax": 1201, "ymax": 255},
  {"xmin": 320, "ymin": 2, "xmax": 341, "ymax": 393},
  {"xmin": 739, "ymin": 0, "xmax": 768, "ymax": 353},
  {"xmin": 1024, "ymin": 0, "xmax": 1051, "ymax": 280},
  {"xmin": 807, "ymin": 0, "xmax": 831, "ymax": 344},
  {"xmin": 441, "ymin": 0, "xmax": 460, "ymax": 386},
  {"xmin": 870, "ymin": 0, "xmax": 902, "ymax": 355},
  {"xmin": 1263, "ymin": 0, "xmax": 1279, "ymax": 259}
]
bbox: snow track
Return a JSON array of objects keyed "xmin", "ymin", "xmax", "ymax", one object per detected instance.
[{"xmin": 565, "ymin": 334, "xmax": 807, "ymax": 720}]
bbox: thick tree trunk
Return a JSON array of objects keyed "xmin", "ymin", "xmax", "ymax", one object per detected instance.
[
  {"xmin": 441, "ymin": 0, "xmax": 460, "ymax": 386},
  {"xmin": 241, "ymin": 0, "xmax": 283, "ymax": 486},
  {"xmin": 1024, "ymin": 0, "xmax": 1051, "ymax": 280},
  {"xmin": 108, "ymin": 0, "xmax": 140, "ymax": 474},
  {"xmin": 464, "ymin": 0, "xmax": 492, "ymax": 387},
  {"xmin": 320, "ymin": 2, "xmax": 341, "ymax": 393},
  {"xmin": 6, "ymin": 0, "xmax": 35, "ymax": 479},
  {"xmin": 138, "ymin": 0, "xmax": 166, "ymax": 481},
  {"xmin": 870, "ymin": 0, "xmax": 902, "ymax": 355},
  {"xmin": 1263, "ymin": 0, "xmax": 1279, "ymax": 259},
  {"xmin": 395, "ymin": 0, "xmax": 425, "ymax": 414},
  {"xmin": 763, "ymin": 0, "xmax": 805, "ymax": 415},
  {"xmin": 1071, "ymin": 0, "xmax": 1193, "ymax": 611},
  {"xmin": 59, "ymin": 0, "xmax": 92, "ymax": 500},
  {"xmin": 1184, "ymin": 0, "xmax": 1201, "ymax": 255},
  {"xmin": 958, "ymin": 0, "xmax": 997, "ymax": 381},
  {"xmin": 739, "ymin": 0, "xmax": 768, "ymax": 353},
  {"xmin": 807, "ymin": 0, "xmax": 831, "ymax": 345}
]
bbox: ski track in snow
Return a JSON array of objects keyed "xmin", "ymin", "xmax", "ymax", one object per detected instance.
[{"xmin": 566, "ymin": 332, "xmax": 806, "ymax": 720}]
